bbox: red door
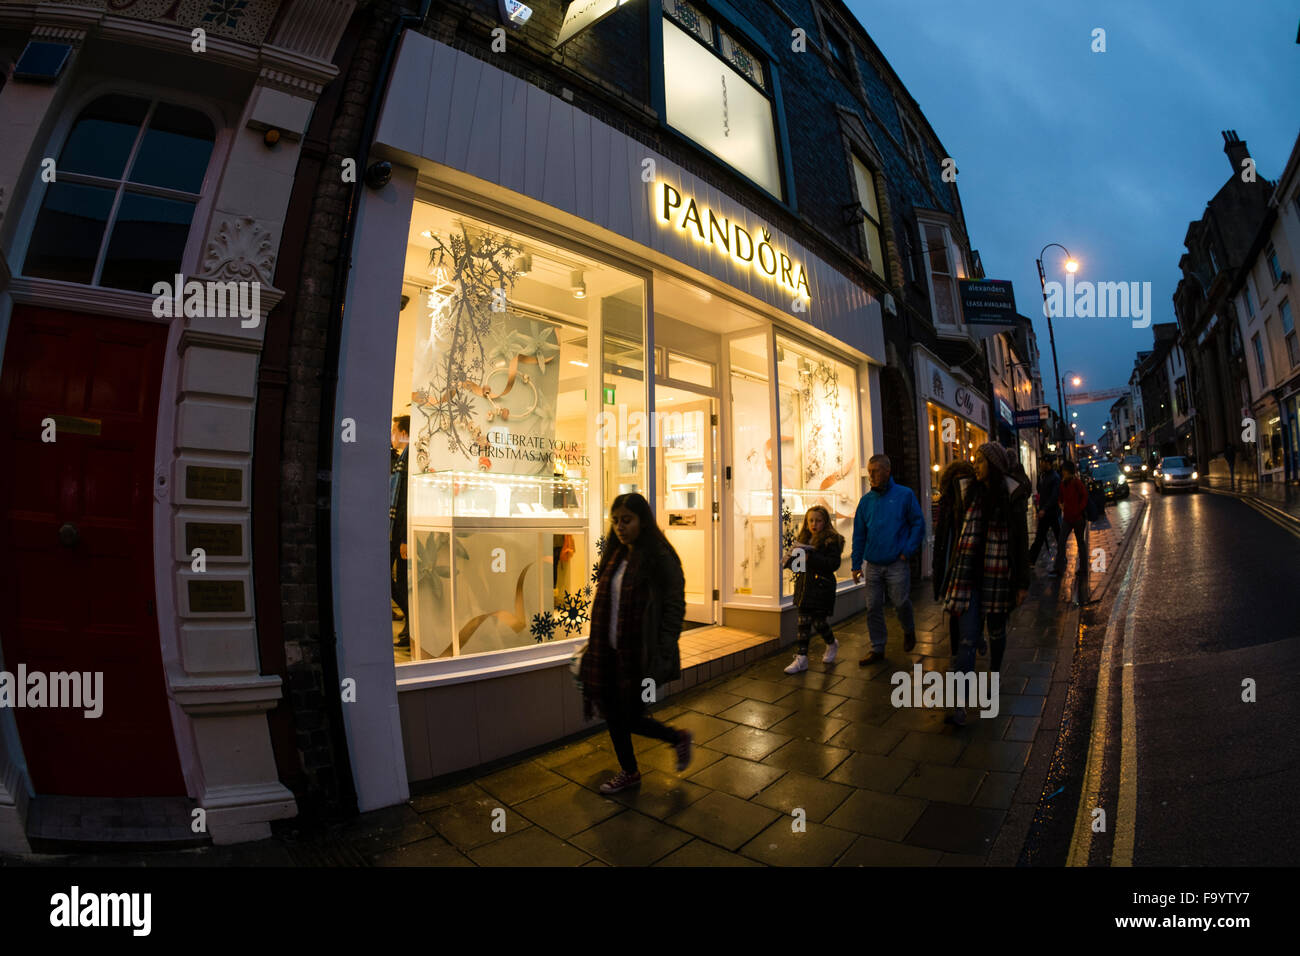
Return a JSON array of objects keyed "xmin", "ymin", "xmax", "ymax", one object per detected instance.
[{"xmin": 0, "ymin": 306, "xmax": 184, "ymax": 796}]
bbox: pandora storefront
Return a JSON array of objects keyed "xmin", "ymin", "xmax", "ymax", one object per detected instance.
[{"xmin": 331, "ymin": 32, "xmax": 887, "ymax": 810}]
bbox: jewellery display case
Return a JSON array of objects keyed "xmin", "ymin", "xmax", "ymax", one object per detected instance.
[{"xmin": 411, "ymin": 471, "xmax": 588, "ymax": 526}]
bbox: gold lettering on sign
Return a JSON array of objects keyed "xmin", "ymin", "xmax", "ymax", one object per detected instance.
[
  {"xmin": 185, "ymin": 523, "xmax": 243, "ymax": 557},
  {"xmin": 185, "ymin": 466, "xmax": 243, "ymax": 501},
  {"xmin": 188, "ymin": 580, "xmax": 246, "ymax": 613},
  {"xmin": 655, "ymin": 181, "xmax": 811, "ymax": 300}
]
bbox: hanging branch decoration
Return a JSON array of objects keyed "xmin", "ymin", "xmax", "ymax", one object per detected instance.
[
  {"xmin": 798, "ymin": 356, "xmax": 845, "ymax": 487},
  {"xmin": 414, "ymin": 224, "xmax": 527, "ymax": 468}
]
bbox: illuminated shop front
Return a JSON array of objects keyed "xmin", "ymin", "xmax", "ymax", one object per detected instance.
[
  {"xmin": 331, "ymin": 33, "xmax": 887, "ymax": 808},
  {"xmin": 914, "ymin": 346, "xmax": 990, "ymax": 578}
]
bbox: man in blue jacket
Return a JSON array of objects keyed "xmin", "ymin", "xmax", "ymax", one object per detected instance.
[{"xmin": 851, "ymin": 453, "xmax": 925, "ymax": 665}]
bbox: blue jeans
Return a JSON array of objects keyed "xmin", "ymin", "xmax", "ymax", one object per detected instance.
[
  {"xmin": 953, "ymin": 588, "xmax": 984, "ymax": 675},
  {"xmin": 863, "ymin": 559, "xmax": 914, "ymax": 652}
]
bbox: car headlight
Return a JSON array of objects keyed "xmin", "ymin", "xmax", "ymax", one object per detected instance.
[
  {"xmin": 1191, "ymin": 471, "xmax": 1198, "ymax": 480},
  {"xmin": 1141, "ymin": 464, "xmax": 1148, "ymax": 470},
  {"xmin": 1123, "ymin": 465, "xmax": 1131, "ymax": 472},
  {"xmin": 1118, "ymin": 474, "xmax": 1126, "ymax": 484}
]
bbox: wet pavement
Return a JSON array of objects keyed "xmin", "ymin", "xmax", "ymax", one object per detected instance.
[
  {"xmin": 3, "ymin": 504, "xmax": 1148, "ymax": 868},
  {"xmin": 1201, "ymin": 473, "xmax": 1300, "ymax": 525}
]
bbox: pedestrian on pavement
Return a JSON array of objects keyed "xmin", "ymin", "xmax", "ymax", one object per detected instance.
[
  {"xmin": 389, "ymin": 416, "xmax": 410, "ymax": 649},
  {"xmin": 1028, "ymin": 456, "xmax": 1062, "ymax": 565},
  {"xmin": 1051, "ymin": 459, "xmax": 1091, "ymax": 605},
  {"xmin": 1225, "ymin": 444, "xmax": 1237, "ymax": 489},
  {"xmin": 781, "ymin": 505, "xmax": 845, "ymax": 674},
  {"xmin": 932, "ymin": 459, "xmax": 976, "ymax": 658},
  {"xmin": 850, "ymin": 453, "xmax": 925, "ymax": 666},
  {"xmin": 579, "ymin": 493, "xmax": 692, "ymax": 795},
  {"xmin": 942, "ymin": 442, "xmax": 1030, "ymax": 724}
]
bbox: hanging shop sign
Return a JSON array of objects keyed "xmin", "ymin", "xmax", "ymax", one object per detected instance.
[
  {"xmin": 557, "ymin": 0, "xmax": 630, "ymax": 45},
  {"xmin": 959, "ymin": 279, "xmax": 1017, "ymax": 326},
  {"xmin": 654, "ymin": 181, "xmax": 810, "ymax": 300}
]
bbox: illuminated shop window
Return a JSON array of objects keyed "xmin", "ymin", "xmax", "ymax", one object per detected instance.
[
  {"xmin": 392, "ymin": 201, "xmax": 646, "ymax": 663},
  {"xmin": 776, "ymin": 336, "xmax": 859, "ymax": 597}
]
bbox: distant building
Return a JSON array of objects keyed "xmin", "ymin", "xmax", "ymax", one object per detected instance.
[
  {"xmin": 1172, "ymin": 130, "xmax": 1275, "ymax": 474},
  {"xmin": 1228, "ymin": 129, "xmax": 1300, "ymax": 483}
]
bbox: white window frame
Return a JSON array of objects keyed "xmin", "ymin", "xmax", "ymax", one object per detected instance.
[
  {"xmin": 9, "ymin": 80, "xmax": 230, "ymax": 290},
  {"xmin": 849, "ymin": 153, "xmax": 885, "ymax": 278},
  {"xmin": 917, "ymin": 215, "xmax": 967, "ymax": 338}
]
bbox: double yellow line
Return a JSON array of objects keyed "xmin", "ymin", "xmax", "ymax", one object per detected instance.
[{"xmin": 1067, "ymin": 503, "xmax": 1148, "ymax": 867}]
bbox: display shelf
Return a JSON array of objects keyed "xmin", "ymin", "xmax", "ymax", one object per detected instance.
[{"xmin": 411, "ymin": 470, "xmax": 588, "ymax": 521}]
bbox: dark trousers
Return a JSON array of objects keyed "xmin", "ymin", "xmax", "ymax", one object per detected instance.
[
  {"xmin": 1028, "ymin": 509, "xmax": 1061, "ymax": 562},
  {"xmin": 391, "ymin": 543, "xmax": 408, "ymax": 622},
  {"xmin": 1053, "ymin": 517, "xmax": 1089, "ymax": 602},
  {"xmin": 796, "ymin": 611, "xmax": 834, "ymax": 655},
  {"xmin": 602, "ymin": 685, "xmax": 677, "ymax": 774}
]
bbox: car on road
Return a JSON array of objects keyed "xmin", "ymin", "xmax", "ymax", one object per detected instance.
[
  {"xmin": 1154, "ymin": 455, "xmax": 1198, "ymax": 493},
  {"xmin": 1088, "ymin": 460, "xmax": 1130, "ymax": 501},
  {"xmin": 1120, "ymin": 454, "xmax": 1149, "ymax": 481}
]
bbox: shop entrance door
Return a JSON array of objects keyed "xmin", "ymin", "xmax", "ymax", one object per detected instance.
[
  {"xmin": 654, "ymin": 387, "xmax": 718, "ymax": 625},
  {"xmin": 0, "ymin": 306, "xmax": 184, "ymax": 796}
]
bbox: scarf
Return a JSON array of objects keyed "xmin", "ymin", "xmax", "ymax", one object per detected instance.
[
  {"xmin": 943, "ymin": 494, "xmax": 1012, "ymax": 615},
  {"xmin": 580, "ymin": 542, "xmax": 651, "ymax": 718}
]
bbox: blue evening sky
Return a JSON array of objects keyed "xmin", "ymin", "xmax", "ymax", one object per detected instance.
[{"xmin": 845, "ymin": 0, "xmax": 1300, "ymax": 446}]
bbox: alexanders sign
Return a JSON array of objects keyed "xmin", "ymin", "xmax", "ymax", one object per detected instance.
[{"xmin": 654, "ymin": 181, "xmax": 810, "ymax": 300}]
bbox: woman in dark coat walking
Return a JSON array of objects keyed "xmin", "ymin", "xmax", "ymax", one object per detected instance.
[
  {"xmin": 781, "ymin": 505, "xmax": 845, "ymax": 674},
  {"xmin": 579, "ymin": 493, "xmax": 692, "ymax": 794},
  {"xmin": 931, "ymin": 459, "xmax": 977, "ymax": 657},
  {"xmin": 942, "ymin": 443, "xmax": 1031, "ymax": 724}
]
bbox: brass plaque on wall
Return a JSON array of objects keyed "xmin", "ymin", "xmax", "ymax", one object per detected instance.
[
  {"xmin": 187, "ymin": 579, "xmax": 246, "ymax": 613},
  {"xmin": 185, "ymin": 466, "xmax": 242, "ymax": 501},
  {"xmin": 185, "ymin": 523, "xmax": 243, "ymax": 557},
  {"xmin": 50, "ymin": 414, "xmax": 102, "ymax": 436}
]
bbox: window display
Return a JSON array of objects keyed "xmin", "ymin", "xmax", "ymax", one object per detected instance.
[
  {"xmin": 776, "ymin": 336, "xmax": 859, "ymax": 596},
  {"xmin": 393, "ymin": 200, "xmax": 645, "ymax": 663},
  {"xmin": 730, "ymin": 333, "xmax": 775, "ymax": 599},
  {"xmin": 926, "ymin": 401, "xmax": 987, "ymax": 501}
]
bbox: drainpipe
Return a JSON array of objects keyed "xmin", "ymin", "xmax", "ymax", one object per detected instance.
[{"xmin": 316, "ymin": 0, "xmax": 433, "ymax": 815}]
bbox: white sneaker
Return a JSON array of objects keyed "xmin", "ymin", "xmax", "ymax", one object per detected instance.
[
  {"xmin": 822, "ymin": 641, "xmax": 838, "ymax": 664},
  {"xmin": 784, "ymin": 654, "xmax": 809, "ymax": 674}
]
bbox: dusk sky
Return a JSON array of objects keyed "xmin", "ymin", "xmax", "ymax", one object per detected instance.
[{"xmin": 847, "ymin": 0, "xmax": 1300, "ymax": 447}]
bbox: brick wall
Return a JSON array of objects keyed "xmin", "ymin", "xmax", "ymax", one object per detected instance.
[{"xmin": 271, "ymin": 0, "xmax": 406, "ymax": 822}]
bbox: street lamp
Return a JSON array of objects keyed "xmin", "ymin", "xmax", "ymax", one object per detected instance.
[
  {"xmin": 1061, "ymin": 368, "xmax": 1082, "ymax": 457},
  {"xmin": 1038, "ymin": 243, "xmax": 1078, "ymax": 460}
]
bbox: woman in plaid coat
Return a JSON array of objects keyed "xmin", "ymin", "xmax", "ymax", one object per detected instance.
[{"xmin": 942, "ymin": 443, "xmax": 1030, "ymax": 724}]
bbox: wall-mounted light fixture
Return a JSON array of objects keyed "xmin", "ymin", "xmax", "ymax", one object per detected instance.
[
  {"xmin": 570, "ymin": 270, "xmax": 586, "ymax": 299},
  {"xmin": 499, "ymin": 0, "xmax": 532, "ymax": 26}
]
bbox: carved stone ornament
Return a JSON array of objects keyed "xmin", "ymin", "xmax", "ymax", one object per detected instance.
[{"xmin": 199, "ymin": 216, "xmax": 277, "ymax": 285}]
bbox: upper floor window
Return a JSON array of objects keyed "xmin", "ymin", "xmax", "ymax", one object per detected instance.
[
  {"xmin": 1207, "ymin": 244, "xmax": 1220, "ymax": 277},
  {"xmin": 22, "ymin": 94, "xmax": 214, "ymax": 292},
  {"xmin": 1281, "ymin": 299, "xmax": 1297, "ymax": 368},
  {"xmin": 1252, "ymin": 333, "xmax": 1267, "ymax": 384},
  {"xmin": 1266, "ymin": 244, "xmax": 1281, "ymax": 285},
  {"xmin": 1242, "ymin": 282, "xmax": 1254, "ymax": 319},
  {"xmin": 921, "ymin": 220, "xmax": 964, "ymax": 329},
  {"xmin": 899, "ymin": 112, "xmax": 927, "ymax": 176},
  {"xmin": 850, "ymin": 154, "xmax": 884, "ymax": 278},
  {"xmin": 661, "ymin": 0, "xmax": 782, "ymax": 198}
]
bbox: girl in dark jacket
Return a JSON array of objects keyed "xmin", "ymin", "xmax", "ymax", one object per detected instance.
[
  {"xmin": 579, "ymin": 493, "xmax": 692, "ymax": 795},
  {"xmin": 781, "ymin": 505, "xmax": 845, "ymax": 674},
  {"xmin": 931, "ymin": 459, "xmax": 977, "ymax": 657},
  {"xmin": 942, "ymin": 443, "xmax": 1030, "ymax": 724}
]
